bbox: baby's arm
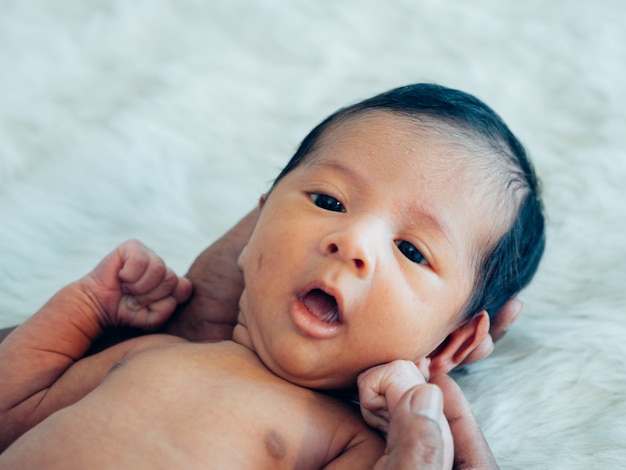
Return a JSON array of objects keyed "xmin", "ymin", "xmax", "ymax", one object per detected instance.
[{"xmin": 0, "ymin": 240, "xmax": 191, "ymax": 450}]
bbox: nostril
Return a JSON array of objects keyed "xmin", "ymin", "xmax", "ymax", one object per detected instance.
[{"xmin": 322, "ymin": 239, "xmax": 370, "ymax": 272}]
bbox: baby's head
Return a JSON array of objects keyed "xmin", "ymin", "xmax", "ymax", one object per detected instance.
[
  {"xmin": 235, "ymin": 83, "xmax": 545, "ymax": 388},
  {"xmin": 274, "ymin": 83, "xmax": 545, "ymax": 321}
]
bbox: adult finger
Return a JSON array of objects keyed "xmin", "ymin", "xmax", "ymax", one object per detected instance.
[
  {"xmin": 490, "ymin": 297, "xmax": 523, "ymax": 342},
  {"xmin": 376, "ymin": 385, "xmax": 445, "ymax": 470},
  {"xmin": 430, "ymin": 374, "xmax": 498, "ymax": 470}
]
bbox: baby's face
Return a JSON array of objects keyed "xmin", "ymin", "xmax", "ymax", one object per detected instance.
[{"xmin": 235, "ymin": 111, "xmax": 497, "ymax": 389}]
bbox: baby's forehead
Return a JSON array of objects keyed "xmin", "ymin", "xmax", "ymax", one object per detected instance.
[
  {"xmin": 311, "ymin": 111, "xmax": 496, "ymax": 183},
  {"xmin": 317, "ymin": 110, "xmax": 484, "ymax": 158}
]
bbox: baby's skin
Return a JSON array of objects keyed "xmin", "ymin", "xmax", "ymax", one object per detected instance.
[{"xmin": 0, "ymin": 240, "xmax": 444, "ymax": 469}]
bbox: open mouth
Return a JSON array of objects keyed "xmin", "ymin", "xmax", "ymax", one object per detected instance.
[{"xmin": 302, "ymin": 288, "xmax": 340, "ymax": 324}]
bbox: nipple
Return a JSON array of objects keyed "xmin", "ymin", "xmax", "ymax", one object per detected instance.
[{"xmin": 265, "ymin": 429, "xmax": 287, "ymax": 461}]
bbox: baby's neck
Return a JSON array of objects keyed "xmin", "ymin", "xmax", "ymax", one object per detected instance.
[{"xmin": 230, "ymin": 319, "xmax": 258, "ymax": 355}]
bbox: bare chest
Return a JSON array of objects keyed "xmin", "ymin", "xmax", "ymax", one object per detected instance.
[{"xmin": 53, "ymin": 342, "xmax": 381, "ymax": 468}]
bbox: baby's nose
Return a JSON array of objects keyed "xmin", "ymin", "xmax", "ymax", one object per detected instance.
[
  {"xmin": 324, "ymin": 241, "xmax": 368, "ymax": 271},
  {"xmin": 321, "ymin": 221, "xmax": 380, "ymax": 277}
]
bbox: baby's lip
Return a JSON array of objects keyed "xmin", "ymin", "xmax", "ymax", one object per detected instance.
[{"xmin": 299, "ymin": 284, "xmax": 343, "ymax": 324}]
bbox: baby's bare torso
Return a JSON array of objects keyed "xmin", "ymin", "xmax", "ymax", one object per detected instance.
[{"xmin": 2, "ymin": 340, "xmax": 383, "ymax": 469}]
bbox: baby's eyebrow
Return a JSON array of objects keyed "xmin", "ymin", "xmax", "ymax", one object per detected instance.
[
  {"xmin": 312, "ymin": 160, "xmax": 369, "ymax": 189},
  {"xmin": 403, "ymin": 203, "xmax": 454, "ymax": 248}
]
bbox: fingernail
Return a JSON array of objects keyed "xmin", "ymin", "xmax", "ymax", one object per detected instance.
[
  {"xmin": 410, "ymin": 386, "xmax": 442, "ymax": 422},
  {"xmin": 125, "ymin": 295, "xmax": 140, "ymax": 311}
]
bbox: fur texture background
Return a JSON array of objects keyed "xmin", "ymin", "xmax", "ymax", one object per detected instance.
[{"xmin": 1, "ymin": 1, "xmax": 624, "ymax": 467}]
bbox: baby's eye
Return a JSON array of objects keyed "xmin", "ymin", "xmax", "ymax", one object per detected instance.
[
  {"xmin": 310, "ymin": 193, "xmax": 346, "ymax": 213},
  {"xmin": 396, "ymin": 240, "xmax": 429, "ymax": 265}
]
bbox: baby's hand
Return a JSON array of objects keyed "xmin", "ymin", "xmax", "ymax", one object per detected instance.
[
  {"xmin": 358, "ymin": 361, "xmax": 453, "ymax": 469},
  {"xmin": 357, "ymin": 360, "xmax": 427, "ymax": 436},
  {"xmin": 87, "ymin": 240, "xmax": 192, "ymax": 331}
]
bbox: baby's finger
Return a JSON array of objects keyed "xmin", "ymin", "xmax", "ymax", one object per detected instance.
[
  {"xmin": 361, "ymin": 407, "xmax": 391, "ymax": 436},
  {"xmin": 117, "ymin": 241, "xmax": 153, "ymax": 285},
  {"xmin": 131, "ymin": 268, "xmax": 181, "ymax": 306},
  {"xmin": 122, "ymin": 257, "xmax": 168, "ymax": 295},
  {"xmin": 122, "ymin": 296, "xmax": 178, "ymax": 331},
  {"xmin": 358, "ymin": 365, "xmax": 393, "ymax": 411},
  {"xmin": 171, "ymin": 276, "xmax": 193, "ymax": 304},
  {"xmin": 358, "ymin": 361, "xmax": 426, "ymax": 417}
]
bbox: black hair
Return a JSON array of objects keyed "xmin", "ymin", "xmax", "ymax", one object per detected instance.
[{"xmin": 273, "ymin": 83, "xmax": 545, "ymax": 320}]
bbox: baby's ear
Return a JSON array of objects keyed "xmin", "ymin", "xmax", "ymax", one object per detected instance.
[
  {"xmin": 258, "ymin": 193, "xmax": 268, "ymax": 208},
  {"xmin": 427, "ymin": 311, "xmax": 490, "ymax": 375}
]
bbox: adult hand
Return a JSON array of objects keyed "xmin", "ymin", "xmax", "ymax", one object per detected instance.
[
  {"xmin": 163, "ymin": 208, "xmax": 259, "ymax": 342},
  {"xmin": 358, "ymin": 360, "xmax": 452, "ymax": 469},
  {"xmin": 376, "ymin": 375, "xmax": 498, "ymax": 470},
  {"xmin": 375, "ymin": 384, "xmax": 447, "ymax": 470},
  {"xmin": 431, "ymin": 374, "xmax": 499, "ymax": 469}
]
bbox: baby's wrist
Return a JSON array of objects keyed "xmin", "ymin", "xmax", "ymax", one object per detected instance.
[{"xmin": 73, "ymin": 275, "xmax": 120, "ymax": 332}]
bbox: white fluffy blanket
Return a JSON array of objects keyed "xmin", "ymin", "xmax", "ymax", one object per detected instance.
[{"xmin": 1, "ymin": 1, "xmax": 624, "ymax": 468}]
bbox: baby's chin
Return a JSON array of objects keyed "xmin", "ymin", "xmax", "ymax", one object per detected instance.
[
  {"xmin": 264, "ymin": 358, "xmax": 358, "ymax": 391},
  {"xmin": 232, "ymin": 316, "xmax": 358, "ymax": 390}
]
